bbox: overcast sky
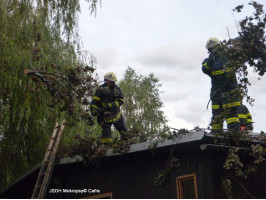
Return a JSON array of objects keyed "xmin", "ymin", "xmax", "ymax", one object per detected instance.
[{"xmin": 78, "ymin": 0, "xmax": 266, "ymax": 133}]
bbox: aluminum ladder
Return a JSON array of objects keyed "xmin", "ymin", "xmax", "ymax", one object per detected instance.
[{"xmin": 31, "ymin": 119, "xmax": 66, "ymax": 199}]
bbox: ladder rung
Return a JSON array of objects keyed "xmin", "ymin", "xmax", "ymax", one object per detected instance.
[
  {"xmin": 35, "ymin": 182, "xmax": 48, "ymax": 188},
  {"xmin": 41, "ymin": 163, "xmax": 48, "ymax": 168},
  {"xmin": 34, "ymin": 185, "xmax": 41, "ymax": 189},
  {"xmin": 47, "ymin": 148, "xmax": 53, "ymax": 152},
  {"xmin": 51, "ymin": 136, "xmax": 57, "ymax": 140},
  {"xmin": 32, "ymin": 120, "xmax": 66, "ymax": 199},
  {"xmin": 39, "ymin": 172, "xmax": 46, "ymax": 176}
]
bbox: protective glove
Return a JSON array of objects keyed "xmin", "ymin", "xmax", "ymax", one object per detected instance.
[
  {"xmin": 106, "ymin": 102, "xmax": 118, "ymax": 108},
  {"xmin": 207, "ymin": 52, "xmax": 215, "ymax": 67},
  {"xmin": 247, "ymin": 124, "xmax": 254, "ymax": 131},
  {"xmin": 209, "ymin": 51, "xmax": 215, "ymax": 60},
  {"xmin": 91, "ymin": 108, "xmax": 100, "ymax": 116},
  {"xmin": 103, "ymin": 111, "xmax": 112, "ymax": 120}
]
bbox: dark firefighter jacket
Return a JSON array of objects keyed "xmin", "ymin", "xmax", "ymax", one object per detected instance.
[
  {"xmin": 202, "ymin": 51, "xmax": 240, "ymax": 106},
  {"xmin": 237, "ymin": 104, "xmax": 253, "ymax": 130},
  {"xmin": 91, "ymin": 83, "xmax": 125, "ymax": 124}
]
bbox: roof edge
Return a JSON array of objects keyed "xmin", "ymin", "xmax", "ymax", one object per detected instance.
[{"xmin": 58, "ymin": 130, "xmax": 205, "ymax": 165}]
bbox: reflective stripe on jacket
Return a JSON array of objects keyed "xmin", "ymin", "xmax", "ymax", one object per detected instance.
[
  {"xmin": 91, "ymin": 83, "xmax": 124, "ymax": 123},
  {"xmin": 202, "ymin": 52, "xmax": 238, "ymax": 92}
]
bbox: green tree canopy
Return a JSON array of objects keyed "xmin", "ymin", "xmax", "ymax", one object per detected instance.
[
  {"xmin": 119, "ymin": 67, "xmax": 170, "ymax": 142},
  {"xmin": 220, "ymin": 2, "xmax": 265, "ymax": 105},
  {"xmin": 0, "ymin": 0, "xmax": 100, "ymax": 191},
  {"xmin": 60, "ymin": 67, "xmax": 171, "ymax": 158}
]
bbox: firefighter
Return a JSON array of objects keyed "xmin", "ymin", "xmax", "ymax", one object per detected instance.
[
  {"xmin": 202, "ymin": 37, "xmax": 240, "ymax": 133},
  {"xmin": 237, "ymin": 94, "xmax": 253, "ymax": 131},
  {"xmin": 91, "ymin": 72, "xmax": 128, "ymax": 146}
]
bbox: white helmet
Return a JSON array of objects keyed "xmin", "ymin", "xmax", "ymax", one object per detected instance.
[
  {"xmin": 206, "ymin": 37, "xmax": 220, "ymax": 49},
  {"xmin": 104, "ymin": 72, "xmax": 117, "ymax": 82}
]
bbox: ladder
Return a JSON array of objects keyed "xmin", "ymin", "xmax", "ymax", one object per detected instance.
[{"xmin": 31, "ymin": 119, "xmax": 66, "ymax": 199}]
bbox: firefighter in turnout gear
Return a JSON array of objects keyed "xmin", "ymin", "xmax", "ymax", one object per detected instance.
[
  {"xmin": 202, "ymin": 37, "xmax": 240, "ymax": 133},
  {"xmin": 91, "ymin": 72, "xmax": 128, "ymax": 146},
  {"xmin": 237, "ymin": 93, "xmax": 253, "ymax": 131}
]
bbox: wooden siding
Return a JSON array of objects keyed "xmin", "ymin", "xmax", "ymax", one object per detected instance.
[
  {"xmin": 46, "ymin": 145, "xmax": 217, "ymax": 199},
  {"xmin": 1, "ymin": 140, "xmax": 265, "ymax": 199}
]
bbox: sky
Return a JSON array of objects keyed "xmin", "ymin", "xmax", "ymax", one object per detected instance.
[{"xmin": 78, "ymin": 0, "xmax": 266, "ymax": 133}]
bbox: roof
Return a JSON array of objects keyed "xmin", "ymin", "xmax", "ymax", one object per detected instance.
[
  {"xmin": 1, "ymin": 129, "xmax": 265, "ymax": 195},
  {"xmin": 59, "ymin": 129, "xmax": 206, "ymax": 164},
  {"xmin": 58, "ymin": 130, "xmax": 265, "ymax": 164}
]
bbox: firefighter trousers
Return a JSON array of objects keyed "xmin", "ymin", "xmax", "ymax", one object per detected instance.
[
  {"xmin": 211, "ymin": 92, "xmax": 240, "ymax": 132},
  {"xmin": 100, "ymin": 115, "xmax": 128, "ymax": 144}
]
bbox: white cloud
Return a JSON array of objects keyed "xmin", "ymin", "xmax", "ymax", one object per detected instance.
[
  {"xmin": 79, "ymin": 0, "xmax": 266, "ymax": 133},
  {"xmin": 93, "ymin": 48, "xmax": 119, "ymax": 69},
  {"xmin": 135, "ymin": 40, "xmax": 206, "ymax": 69},
  {"xmin": 161, "ymin": 90, "xmax": 191, "ymax": 104}
]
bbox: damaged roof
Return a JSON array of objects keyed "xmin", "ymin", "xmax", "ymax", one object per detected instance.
[{"xmin": 1, "ymin": 129, "xmax": 265, "ymax": 196}]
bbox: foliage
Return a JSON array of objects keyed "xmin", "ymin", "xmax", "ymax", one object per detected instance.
[
  {"xmin": 210, "ymin": 129, "xmax": 266, "ymax": 198},
  {"xmin": 153, "ymin": 128, "xmax": 191, "ymax": 187},
  {"xmin": 206, "ymin": 3, "xmax": 265, "ymax": 196},
  {"xmin": 60, "ymin": 134, "xmax": 105, "ymax": 165},
  {"xmin": 118, "ymin": 67, "xmax": 170, "ymax": 142},
  {"xmin": 0, "ymin": 0, "xmax": 101, "ymax": 191},
  {"xmin": 60, "ymin": 67, "xmax": 172, "ymax": 160},
  {"xmin": 1, "ymin": 0, "xmax": 264, "ymax": 197},
  {"xmin": 154, "ymin": 156, "xmax": 180, "ymax": 186},
  {"xmin": 209, "ymin": 3, "xmax": 265, "ymax": 197},
  {"xmin": 219, "ymin": 1, "xmax": 265, "ymax": 105},
  {"xmin": 24, "ymin": 61, "xmax": 97, "ymax": 125},
  {"xmin": 221, "ymin": 143, "xmax": 265, "ymax": 198}
]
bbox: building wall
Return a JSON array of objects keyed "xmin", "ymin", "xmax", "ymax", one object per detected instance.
[
  {"xmin": 0, "ymin": 165, "xmax": 39, "ymax": 199},
  {"xmin": 47, "ymin": 145, "xmax": 217, "ymax": 199},
  {"xmin": 1, "ymin": 143, "xmax": 265, "ymax": 199}
]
